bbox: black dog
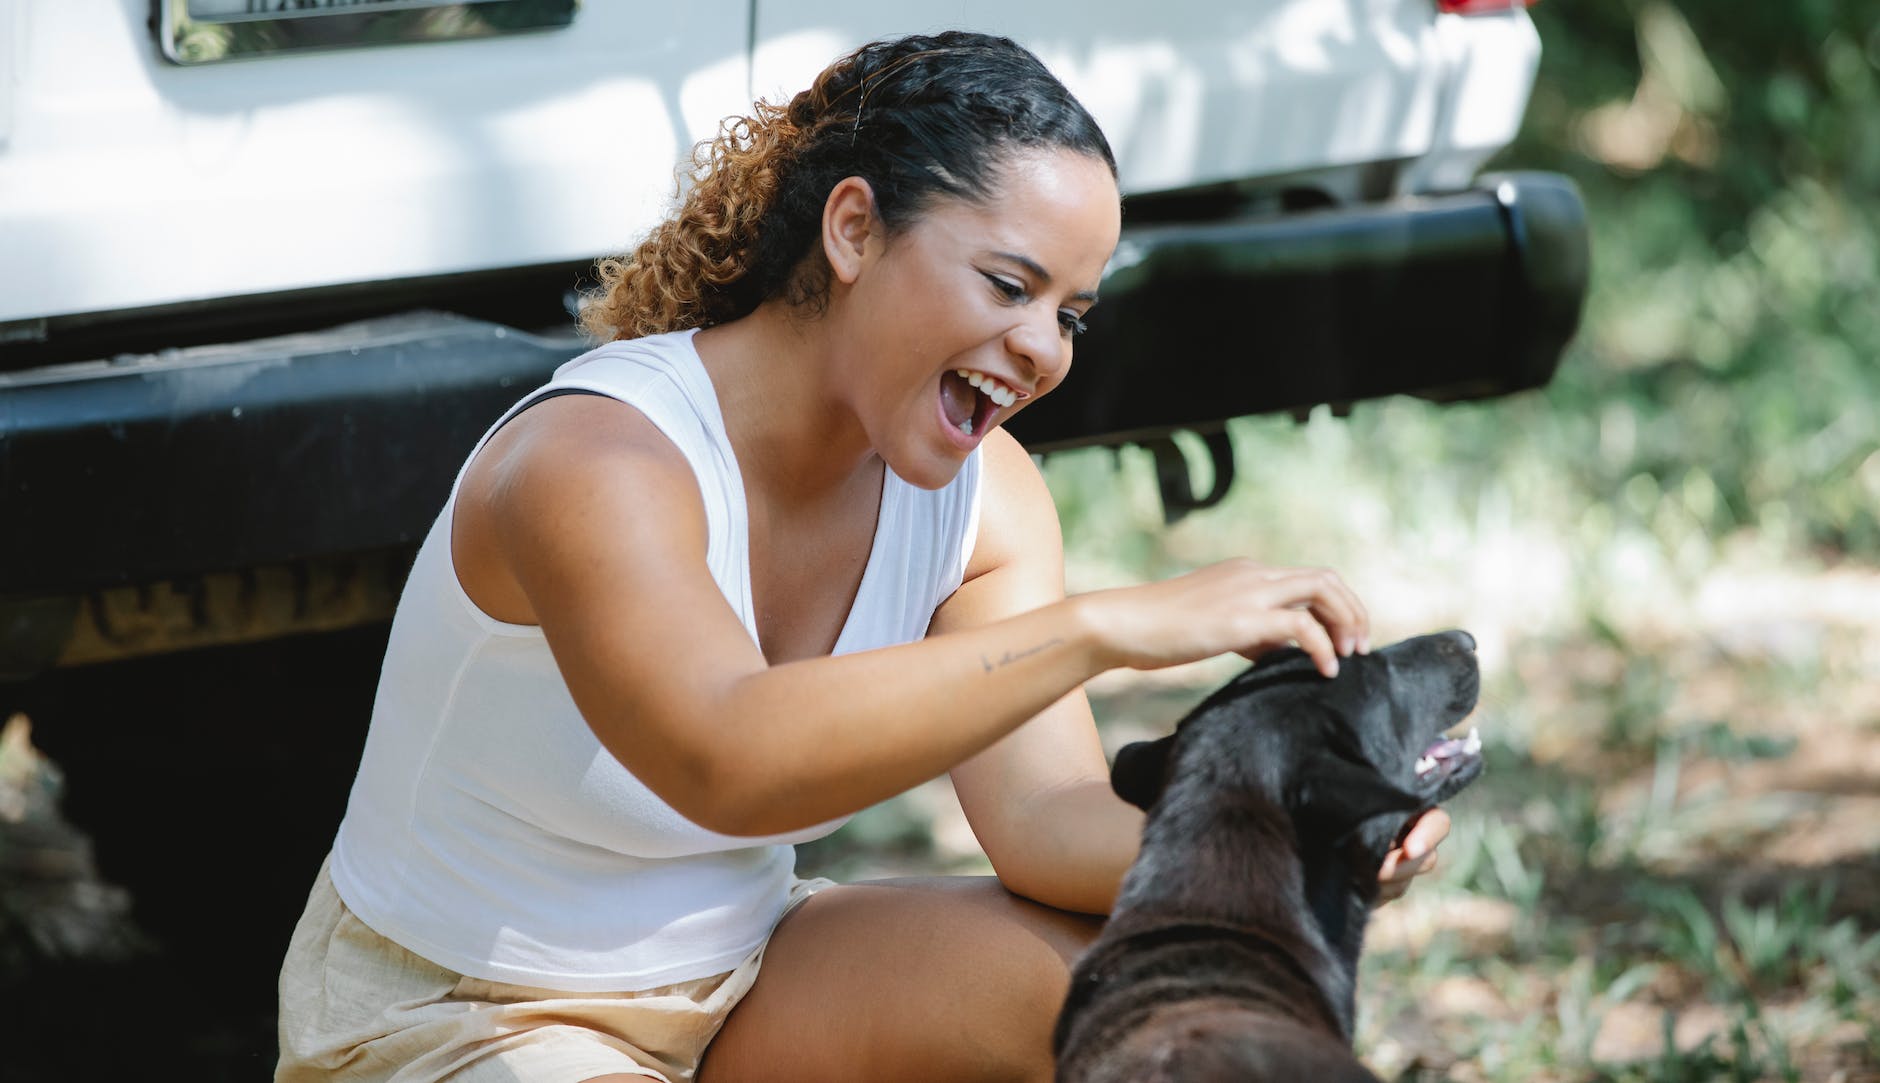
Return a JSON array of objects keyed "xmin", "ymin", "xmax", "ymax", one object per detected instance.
[{"xmin": 1053, "ymin": 631, "xmax": 1484, "ymax": 1082}]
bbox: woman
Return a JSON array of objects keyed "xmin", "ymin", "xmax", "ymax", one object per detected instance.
[{"xmin": 277, "ymin": 30, "xmax": 1447, "ymax": 1083}]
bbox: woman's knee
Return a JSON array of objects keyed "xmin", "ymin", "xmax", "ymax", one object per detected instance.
[
  {"xmin": 700, "ymin": 877, "xmax": 1104, "ymax": 1083},
  {"xmin": 845, "ymin": 878, "xmax": 1101, "ymax": 1080}
]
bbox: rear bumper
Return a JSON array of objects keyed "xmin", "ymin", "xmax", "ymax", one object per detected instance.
[
  {"xmin": 0, "ymin": 170, "xmax": 1586, "ymax": 617},
  {"xmin": 1, "ymin": 313, "xmax": 578, "ymax": 598},
  {"xmin": 1009, "ymin": 170, "xmax": 1588, "ymax": 448}
]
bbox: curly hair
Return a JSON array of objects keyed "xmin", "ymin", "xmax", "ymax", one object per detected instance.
[{"xmin": 579, "ymin": 31, "xmax": 1116, "ymax": 342}]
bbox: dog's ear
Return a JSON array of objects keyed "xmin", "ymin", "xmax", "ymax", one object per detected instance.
[
  {"xmin": 1111, "ymin": 735, "xmax": 1176, "ymax": 812},
  {"xmin": 1293, "ymin": 750, "xmax": 1423, "ymax": 837}
]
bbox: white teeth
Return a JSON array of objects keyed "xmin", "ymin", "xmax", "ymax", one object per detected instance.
[
  {"xmin": 1464, "ymin": 726, "xmax": 1482, "ymax": 754},
  {"xmin": 953, "ymin": 369, "xmax": 1018, "ymax": 408},
  {"xmin": 1415, "ymin": 755, "xmax": 1437, "ymax": 776}
]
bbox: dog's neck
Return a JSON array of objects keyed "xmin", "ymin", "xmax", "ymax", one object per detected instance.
[
  {"xmin": 1299, "ymin": 843, "xmax": 1378, "ymax": 1029},
  {"xmin": 1113, "ymin": 778, "xmax": 1362, "ymax": 1038}
]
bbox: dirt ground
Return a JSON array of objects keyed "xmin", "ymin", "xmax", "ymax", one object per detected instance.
[
  {"xmin": 5, "ymin": 554, "xmax": 1875, "ymax": 1080},
  {"xmin": 802, "ymin": 558, "xmax": 1880, "ymax": 1082}
]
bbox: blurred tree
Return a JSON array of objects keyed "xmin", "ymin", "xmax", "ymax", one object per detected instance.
[{"xmin": 1502, "ymin": 1, "xmax": 1880, "ymax": 557}]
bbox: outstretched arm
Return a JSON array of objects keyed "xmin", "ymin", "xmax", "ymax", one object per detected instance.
[
  {"xmin": 465, "ymin": 396, "xmax": 1371, "ymax": 840},
  {"xmin": 935, "ymin": 432, "xmax": 1141, "ymax": 915},
  {"xmin": 937, "ymin": 431, "xmax": 1444, "ymax": 914},
  {"xmin": 937, "ymin": 431, "xmax": 1384, "ymax": 914}
]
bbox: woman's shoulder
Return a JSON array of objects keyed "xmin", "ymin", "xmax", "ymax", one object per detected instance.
[
  {"xmin": 451, "ymin": 391, "xmax": 710, "ymax": 625},
  {"xmin": 466, "ymin": 389, "xmax": 700, "ymax": 535},
  {"xmin": 977, "ymin": 429, "xmax": 1053, "ymax": 517},
  {"xmin": 483, "ymin": 392, "xmax": 703, "ymax": 523},
  {"xmin": 959, "ymin": 429, "xmax": 1063, "ymax": 583}
]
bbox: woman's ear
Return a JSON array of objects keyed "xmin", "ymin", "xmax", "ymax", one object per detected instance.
[{"xmin": 822, "ymin": 176, "xmax": 878, "ymax": 286}]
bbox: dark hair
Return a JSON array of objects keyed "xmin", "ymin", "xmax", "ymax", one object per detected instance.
[{"xmin": 581, "ymin": 30, "xmax": 1117, "ymax": 341}]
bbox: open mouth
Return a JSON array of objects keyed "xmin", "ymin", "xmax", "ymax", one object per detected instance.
[
  {"xmin": 938, "ymin": 370, "xmax": 1012, "ymax": 441},
  {"xmin": 1414, "ymin": 724, "xmax": 1483, "ymax": 792}
]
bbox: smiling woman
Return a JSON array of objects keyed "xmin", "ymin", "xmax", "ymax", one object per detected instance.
[
  {"xmin": 272, "ymin": 30, "xmax": 1443, "ymax": 1083},
  {"xmin": 576, "ymin": 34, "xmax": 1117, "ymax": 344}
]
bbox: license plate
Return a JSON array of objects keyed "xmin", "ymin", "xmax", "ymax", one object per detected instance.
[{"xmin": 157, "ymin": 0, "xmax": 578, "ymax": 65}]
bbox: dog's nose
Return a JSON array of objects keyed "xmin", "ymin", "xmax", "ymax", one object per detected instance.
[{"xmin": 1453, "ymin": 630, "xmax": 1477, "ymax": 652}]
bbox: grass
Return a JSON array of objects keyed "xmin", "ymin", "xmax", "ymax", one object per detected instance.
[
  {"xmin": 1125, "ymin": 417, "xmax": 1880, "ymax": 1080},
  {"xmin": 797, "ymin": 399, "xmax": 1880, "ymax": 1081},
  {"xmin": 797, "ymin": 10, "xmax": 1880, "ymax": 1073}
]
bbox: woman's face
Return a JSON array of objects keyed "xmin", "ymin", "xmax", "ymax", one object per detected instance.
[{"xmin": 829, "ymin": 147, "xmax": 1122, "ymax": 489}]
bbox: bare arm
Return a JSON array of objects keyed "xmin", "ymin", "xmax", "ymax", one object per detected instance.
[
  {"xmin": 938, "ymin": 432, "xmax": 1143, "ymax": 915},
  {"xmin": 939, "ymin": 434, "xmax": 1441, "ymax": 915},
  {"xmin": 468, "ymin": 398, "xmax": 1370, "ymax": 839}
]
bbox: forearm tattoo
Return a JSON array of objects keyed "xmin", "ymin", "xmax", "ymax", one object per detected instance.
[{"xmin": 981, "ymin": 638, "xmax": 1064, "ymax": 673}]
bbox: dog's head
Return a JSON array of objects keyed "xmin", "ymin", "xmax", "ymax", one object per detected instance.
[{"xmin": 1110, "ymin": 630, "xmax": 1483, "ymax": 876}]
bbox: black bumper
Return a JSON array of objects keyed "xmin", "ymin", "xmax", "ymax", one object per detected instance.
[
  {"xmin": 0, "ymin": 171, "xmax": 1586, "ymax": 600},
  {"xmin": 1011, "ymin": 170, "xmax": 1589, "ymax": 446}
]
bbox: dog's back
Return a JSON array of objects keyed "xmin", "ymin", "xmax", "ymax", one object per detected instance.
[
  {"xmin": 1077, "ymin": 1004, "xmax": 1381, "ymax": 1083},
  {"xmin": 1054, "ymin": 915, "xmax": 1379, "ymax": 1083}
]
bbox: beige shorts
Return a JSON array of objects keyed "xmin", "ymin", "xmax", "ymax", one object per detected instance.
[{"xmin": 276, "ymin": 859, "xmax": 831, "ymax": 1083}]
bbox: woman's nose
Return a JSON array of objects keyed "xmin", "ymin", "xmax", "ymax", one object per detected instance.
[{"xmin": 1005, "ymin": 315, "xmax": 1070, "ymax": 386}]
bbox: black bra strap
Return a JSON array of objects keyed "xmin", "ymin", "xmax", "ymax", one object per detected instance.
[{"xmin": 490, "ymin": 387, "xmax": 610, "ymax": 439}]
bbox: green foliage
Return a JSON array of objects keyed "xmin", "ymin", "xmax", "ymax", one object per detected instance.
[
  {"xmin": 1511, "ymin": 1, "xmax": 1880, "ymax": 560},
  {"xmin": 850, "ymin": 7, "xmax": 1880, "ymax": 1081},
  {"xmin": 1046, "ymin": 3, "xmax": 1880, "ymax": 584}
]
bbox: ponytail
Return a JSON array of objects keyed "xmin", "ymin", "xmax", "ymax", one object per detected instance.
[
  {"xmin": 578, "ymin": 100, "xmax": 803, "ymax": 341},
  {"xmin": 580, "ymin": 31, "xmax": 1115, "ymax": 342}
]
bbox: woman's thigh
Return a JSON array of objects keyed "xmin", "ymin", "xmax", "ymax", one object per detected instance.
[{"xmin": 696, "ymin": 876, "xmax": 1103, "ymax": 1083}]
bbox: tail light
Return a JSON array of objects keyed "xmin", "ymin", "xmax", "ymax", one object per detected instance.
[{"xmin": 1438, "ymin": 0, "xmax": 1535, "ymax": 13}]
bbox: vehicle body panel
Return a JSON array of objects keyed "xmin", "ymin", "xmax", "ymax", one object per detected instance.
[
  {"xmin": 0, "ymin": 0, "xmax": 749, "ymax": 325},
  {"xmin": 0, "ymin": 0, "xmax": 1538, "ymax": 328},
  {"xmin": 0, "ymin": 0, "xmax": 1582, "ymax": 673}
]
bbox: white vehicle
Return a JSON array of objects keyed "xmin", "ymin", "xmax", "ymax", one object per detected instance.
[
  {"xmin": 1, "ymin": 0, "xmax": 1584, "ymax": 672},
  {"xmin": 0, "ymin": 4, "xmax": 1583, "ymax": 1067},
  {"xmin": 4, "ymin": 1, "xmax": 1542, "ymax": 326}
]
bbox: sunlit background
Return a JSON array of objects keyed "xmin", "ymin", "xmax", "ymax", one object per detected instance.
[
  {"xmin": 2, "ymin": 3, "xmax": 1873, "ymax": 1079},
  {"xmin": 802, "ymin": 6, "xmax": 1880, "ymax": 1079}
]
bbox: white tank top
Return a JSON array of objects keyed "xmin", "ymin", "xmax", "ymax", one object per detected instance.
[{"xmin": 329, "ymin": 328, "xmax": 983, "ymax": 991}]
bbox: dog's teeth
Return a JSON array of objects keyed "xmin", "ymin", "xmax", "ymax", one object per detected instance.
[
  {"xmin": 1464, "ymin": 726, "xmax": 1482, "ymax": 754},
  {"xmin": 1415, "ymin": 755, "xmax": 1437, "ymax": 775}
]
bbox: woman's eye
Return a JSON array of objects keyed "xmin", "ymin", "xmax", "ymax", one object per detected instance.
[
  {"xmin": 983, "ymin": 273, "xmax": 1026, "ymax": 302},
  {"xmin": 983, "ymin": 271, "xmax": 1086, "ymax": 337}
]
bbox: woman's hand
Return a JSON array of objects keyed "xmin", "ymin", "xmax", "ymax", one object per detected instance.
[
  {"xmin": 1081, "ymin": 559, "xmax": 1370, "ymax": 678},
  {"xmin": 1375, "ymin": 808, "xmax": 1449, "ymax": 904}
]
